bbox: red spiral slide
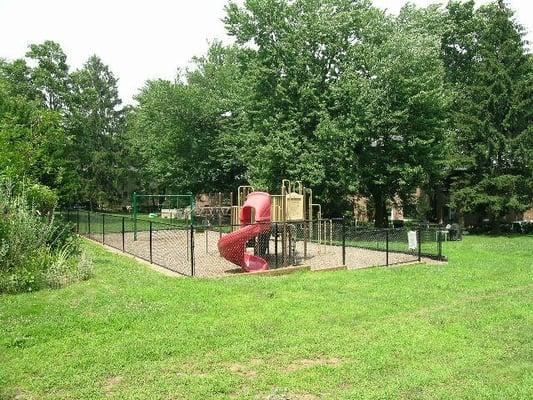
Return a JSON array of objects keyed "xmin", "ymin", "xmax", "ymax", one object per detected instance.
[{"xmin": 217, "ymin": 192, "xmax": 271, "ymax": 272}]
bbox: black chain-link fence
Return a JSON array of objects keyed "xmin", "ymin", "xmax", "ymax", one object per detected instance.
[{"xmin": 60, "ymin": 210, "xmax": 448, "ymax": 277}]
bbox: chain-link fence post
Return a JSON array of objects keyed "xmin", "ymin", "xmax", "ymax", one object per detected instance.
[
  {"xmin": 122, "ymin": 216, "xmax": 125, "ymax": 252},
  {"xmin": 149, "ymin": 221, "xmax": 153, "ymax": 263},
  {"xmin": 88, "ymin": 211, "xmax": 91, "ymax": 237},
  {"xmin": 281, "ymin": 221, "xmax": 287, "ymax": 267},
  {"xmin": 287, "ymin": 224, "xmax": 291, "ymax": 264},
  {"xmin": 438, "ymin": 230, "xmax": 442, "ymax": 260},
  {"xmin": 102, "ymin": 213, "xmax": 105, "ymax": 244},
  {"xmin": 303, "ymin": 220, "xmax": 308, "ymax": 259},
  {"xmin": 417, "ymin": 225, "xmax": 422, "ymax": 262},
  {"xmin": 274, "ymin": 222, "xmax": 279, "ymax": 268},
  {"xmin": 386, "ymin": 229, "xmax": 389, "ymax": 266},
  {"xmin": 76, "ymin": 209, "xmax": 80, "ymax": 234},
  {"xmin": 342, "ymin": 218, "xmax": 346, "ymax": 266},
  {"xmin": 190, "ymin": 224, "xmax": 195, "ymax": 276}
]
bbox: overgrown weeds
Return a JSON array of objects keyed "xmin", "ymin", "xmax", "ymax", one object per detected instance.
[{"xmin": 0, "ymin": 180, "xmax": 92, "ymax": 293}]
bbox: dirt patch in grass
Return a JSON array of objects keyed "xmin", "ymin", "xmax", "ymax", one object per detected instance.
[
  {"xmin": 292, "ymin": 395, "xmax": 320, "ymax": 400},
  {"xmin": 174, "ymin": 363, "xmax": 209, "ymax": 378},
  {"xmin": 10, "ymin": 388, "xmax": 30, "ymax": 400},
  {"xmin": 103, "ymin": 376, "xmax": 122, "ymax": 395},
  {"xmin": 286, "ymin": 357, "xmax": 342, "ymax": 372},
  {"xmin": 227, "ymin": 362, "xmax": 259, "ymax": 378},
  {"xmin": 176, "ymin": 371, "xmax": 209, "ymax": 379},
  {"xmin": 264, "ymin": 388, "xmax": 320, "ymax": 400}
]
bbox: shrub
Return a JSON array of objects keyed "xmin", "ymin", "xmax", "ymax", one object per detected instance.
[
  {"xmin": 0, "ymin": 180, "xmax": 92, "ymax": 294},
  {"xmin": 25, "ymin": 183, "xmax": 58, "ymax": 216},
  {"xmin": 43, "ymin": 245, "xmax": 93, "ymax": 289}
]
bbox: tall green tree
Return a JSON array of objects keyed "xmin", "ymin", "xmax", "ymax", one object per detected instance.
[
  {"xmin": 127, "ymin": 42, "xmax": 248, "ymax": 195},
  {"xmin": 0, "ymin": 59, "xmax": 40, "ymax": 101},
  {"xmin": 223, "ymin": 0, "xmax": 377, "ymax": 213},
  {"xmin": 223, "ymin": 0, "xmax": 450, "ymax": 221},
  {"xmin": 25, "ymin": 41, "xmax": 70, "ymax": 110},
  {"xmin": 127, "ymin": 79, "xmax": 222, "ymax": 194},
  {"xmin": 68, "ymin": 55, "xmax": 125, "ymax": 206},
  {"xmin": 0, "ymin": 73, "xmax": 68, "ymax": 190},
  {"xmin": 330, "ymin": 9, "xmax": 449, "ymax": 226},
  {"xmin": 443, "ymin": 1, "xmax": 532, "ymax": 228},
  {"xmin": 187, "ymin": 42, "xmax": 251, "ymax": 190},
  {"xmin": 2, "ymin": 43, "xmax": 126, "ymax": 207}
]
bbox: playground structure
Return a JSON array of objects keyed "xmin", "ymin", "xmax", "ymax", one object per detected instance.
[
  {"xmin": 67, "ymin": 179, "xmax": 443, "ymax": 277},
  {"xmin": 128, "ymin": 180, "xmax": 337, "ymax": 273},
  {"xmin": 218, "ymin": 179, "xmax": 334, "ymax": 273},
  {"xmin": 218, "ymin": 191, "xmax": 272, "ymax": 272}
]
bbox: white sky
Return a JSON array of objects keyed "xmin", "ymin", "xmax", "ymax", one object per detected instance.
[{"xmin": 1, "ymin": 0, "xmax": 531, "ymax": 104}]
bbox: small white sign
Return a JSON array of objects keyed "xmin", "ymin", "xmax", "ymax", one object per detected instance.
[{"xmin": 408, "ymin": 231, "xmax": 418, "ymax": 250}]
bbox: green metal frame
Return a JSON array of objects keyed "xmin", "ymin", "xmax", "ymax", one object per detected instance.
[{"xmin": 132, "ymin": 192, "xmax": 195, "ymax": 240}]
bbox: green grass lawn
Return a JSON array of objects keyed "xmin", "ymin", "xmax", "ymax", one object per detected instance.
[{"xmin": 1, "ymin": 235, "xmax": 532, "ymax": 399}]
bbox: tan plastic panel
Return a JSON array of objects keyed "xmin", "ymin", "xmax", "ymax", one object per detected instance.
[{"xmin": 286, "ymin": 192, "xmax": 304, "ymax": 221}]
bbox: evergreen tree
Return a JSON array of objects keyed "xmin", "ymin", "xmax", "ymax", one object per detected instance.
[
  {"xmin": 443, "ymin": 1, "xmax": 533, "ymax": 228},
  {"xmin": 69, "ymin": 55, "xmax": 125, "ymax": 206}
]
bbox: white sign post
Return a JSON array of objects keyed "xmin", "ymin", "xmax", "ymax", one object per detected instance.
[{"xmin": 408, "ymin": 230, "xmax": 418, "ymax": 250}]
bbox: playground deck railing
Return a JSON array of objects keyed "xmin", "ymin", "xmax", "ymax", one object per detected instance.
[{"xmin": 59, "ymin": 209, "xmax": 447, "ymax": 277}]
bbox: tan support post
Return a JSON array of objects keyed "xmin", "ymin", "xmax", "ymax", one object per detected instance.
[
  {"xmin": 231, "ymin": 206, "xmax": 241, "ymax": 231},
  {"xmin": 294, "ymin": 180, "xmax": 303, "ymax": 195},
  {"xmin": 305, "ymin": 188, "xmax": 313, "ymax": 240},
  {"xmin": 237, "ymin": 186, "xmax": 254, "ymax": 207},
  {"xmin": 281, "ymin": 183, "xmax": 287, "ymax": 266}
]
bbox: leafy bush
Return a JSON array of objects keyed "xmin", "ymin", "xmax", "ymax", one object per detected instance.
[
  {"xmin": 0, "ymin": 181, "xmax": 92, "ymax": 294},
  {"xmin": 25, "ymin": 183, "xmax": 58, "ymax": 216}
]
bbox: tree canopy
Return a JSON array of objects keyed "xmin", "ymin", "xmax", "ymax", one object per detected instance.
[
  {"xmin": 0, "ymin": 0, "xmax": 531, "ymax": 227},
  {"xmin": 443, "ymin": 0, "xmax": 532, "ymax": 227}
]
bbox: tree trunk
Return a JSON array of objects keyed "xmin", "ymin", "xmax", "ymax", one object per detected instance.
[
  {"xmin": 372, "ymin": 192, "xmax": 388, "ymax": 228},
  {"xmin": 491, "ymin": 214, "xmax": 501, "ymax": 234}
]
